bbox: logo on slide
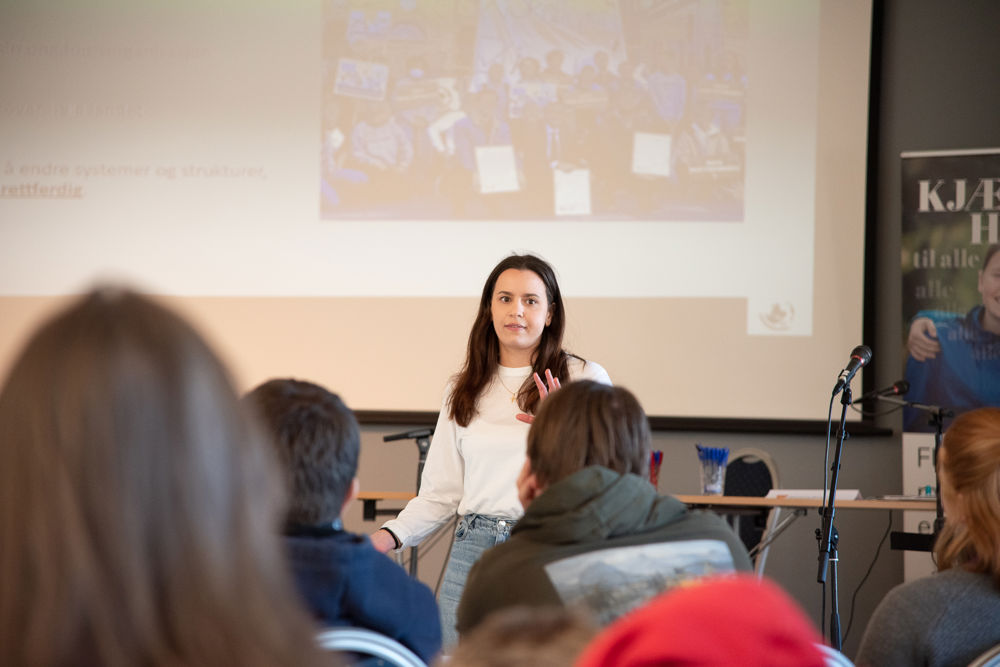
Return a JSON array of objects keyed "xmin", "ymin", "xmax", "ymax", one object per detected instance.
[{"xmin": 759, "ymin": 302, "xmax": 795, "ymax": 331}]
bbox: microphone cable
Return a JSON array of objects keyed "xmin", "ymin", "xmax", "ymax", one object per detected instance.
[
  {"xmin": 849, "ymin": 401, "xmax": 907, "ymax": 419},
  {"xmin": 842, "ymin": 510, "xmax": 893, "ymax": 643},
  {"xmin": 819, "ymin": 391, "xmax": 836, "ymax": 639}
]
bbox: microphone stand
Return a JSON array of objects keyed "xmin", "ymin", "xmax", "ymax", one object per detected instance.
[
  {"xmin": 816, "ymin": 384, "xmax": 851, "ymax": 651},
  {"xmin": 929, "ymin": 409, "xmax": 947, "ymax": 537},
  {"xmin": 383, "ymin": 427, "xmax": 434, "ymax": 576},
  {"xmin": 875, "ymin": 396, "xmax": 953, "ymax": 551}
]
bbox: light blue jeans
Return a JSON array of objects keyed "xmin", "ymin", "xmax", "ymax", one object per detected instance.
[{"xmin": 438, "ymin": 514, "xmax": 515, "ymax": 650}]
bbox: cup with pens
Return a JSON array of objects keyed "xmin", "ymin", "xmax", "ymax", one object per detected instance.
[{"xmin": 696, "ymin": 444, "xmax": 729, "ymax": 495}]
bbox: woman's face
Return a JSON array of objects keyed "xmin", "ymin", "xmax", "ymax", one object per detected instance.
[
  {"xmin": 490, "ymin": 269, "xmax": 552, "ymax": 367},
  {"xmin": 978, "ymin": 251, "xmax": 1000, "ymax": 332}
]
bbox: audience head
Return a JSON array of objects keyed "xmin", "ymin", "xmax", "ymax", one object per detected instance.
[
  {"xmin": 444, "ymin": 606, "xmax": 597, "ymax": 667},
  {"xmin": 0, "ymin": 287, "xmax": 329, "ymax": 667},
  {"xmin": 935, "ymin": 406, "xmax": 1000, "ymax": 585},
  {"xmin": 575, "ymin": 574, "xmax": 825, "ymax": 667},
  {"xmin": 245, "ymin": 378, "xmax": 361, "ymax": 526},
  {"xmin": 526, "ymin": 380, "xmax": 650, "ymax": 489}
]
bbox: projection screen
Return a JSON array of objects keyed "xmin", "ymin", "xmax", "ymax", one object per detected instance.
[{"xmin": 0, "ymin": 0, "xmax": 872, "ymax": 420}]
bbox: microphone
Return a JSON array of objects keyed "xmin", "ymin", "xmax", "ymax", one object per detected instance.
[
  {"xmin": 383, "ymin": 427, "xmax": 434, "ymax": 442},
  {"xmin": 832, "ymin": 345, "xmax": 872, "ymax": 396},
  {"xmin": 853, "ymin": 379, "xmax": 909, "ymax": 404}
]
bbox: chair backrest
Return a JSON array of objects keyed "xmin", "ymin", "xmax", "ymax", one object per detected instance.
[
  {"xmin": 722, "ymin": 448, "xmax": 780, "ymax": 572},
  {"xmin": 968, "ymin": 642, "xmax": 1000, "ymax": 667},
  {"xmin": 815, "ymin": 643, "xmax": 855, "ymax": 667},
  {"xmin": 316, "ymin": 627, "xmax": 428, "ymax": 667},
  {"xmin": 724, "ymin": 448, "xmax": 778, "ymax": 497}
]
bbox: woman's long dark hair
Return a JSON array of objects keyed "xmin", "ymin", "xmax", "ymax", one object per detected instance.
[{"xmin": 449, "ymin": 254, "xmax": 574, "ymax": 427}]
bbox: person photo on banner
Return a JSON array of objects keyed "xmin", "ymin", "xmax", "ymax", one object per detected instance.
[{"xmin": 904, "ymin": 243, "xmax": 1000, "ymax": 432}]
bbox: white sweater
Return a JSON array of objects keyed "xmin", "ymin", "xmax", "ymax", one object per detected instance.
[{"xmin": 383, "ymin": 357, "xmax": 611, "ymax": 548}]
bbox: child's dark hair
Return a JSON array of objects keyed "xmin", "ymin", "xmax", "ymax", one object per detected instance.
[{"xmin": 246, "ymin": 378, "xmax": 360, "ymax": 525}]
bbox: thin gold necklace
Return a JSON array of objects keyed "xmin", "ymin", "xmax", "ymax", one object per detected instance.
[{"xmin": 497, "ymin": 373, "xmax": 522, "ymax": 403}]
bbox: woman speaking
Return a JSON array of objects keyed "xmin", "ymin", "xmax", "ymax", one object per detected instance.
[{"xmin": 370, "ymin": 253, "xmax": 610, "ymax": 647}]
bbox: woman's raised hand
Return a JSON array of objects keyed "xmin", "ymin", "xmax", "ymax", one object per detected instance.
[{"xmin": 516, "ymin": 369, "xmax": 561, "ymax": 424}]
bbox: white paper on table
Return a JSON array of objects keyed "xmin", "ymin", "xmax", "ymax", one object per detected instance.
[
  {"xmin": 475, "ymin": 145, "xmax": 520, "ymax": 193},
  {"xmin": 765, "ymin": 489, "xmax": 862, "ymax": 500},
  {"xmin": 632, "ymin": 131, "xmax": 673, "ymax": 177},
  {"xmin": 554, "ymin": 167, "xmax": 591, "ymax": 216}
]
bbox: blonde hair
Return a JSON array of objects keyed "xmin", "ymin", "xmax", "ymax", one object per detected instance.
[
  {"xmin": 934, "ymin": 407, "xmax": 1000, "ymax": 586},
  {"xmin": 0, "ymin": 288, "xmax": 334, "ymax": 666}
]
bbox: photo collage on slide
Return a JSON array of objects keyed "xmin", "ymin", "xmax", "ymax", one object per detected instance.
[{"xmin": 320, "ymin": 0, "xmax": 748, "ymax": 222}]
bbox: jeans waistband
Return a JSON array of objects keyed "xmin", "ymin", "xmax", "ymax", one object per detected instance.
[
  {"xmin": 460, "ymin": 513, "xmax": 517, "ymax": 545},
  {"xmin": 464, "ymin": 513, "xmax": 517, "ymax": 529}
]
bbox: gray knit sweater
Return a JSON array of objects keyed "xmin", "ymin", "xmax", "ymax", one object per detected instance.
[{"xmin": 856, "ymin": 568, "xmax": 1000, "ymax": 667}]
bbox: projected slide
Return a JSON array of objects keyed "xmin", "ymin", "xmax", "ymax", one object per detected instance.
[
  {"xmin": 320, "ymin": 1, "xmax": 746, "ymax": 222},
  {"xmin": 0, "ymin": 0, "xmax": 862, "ymax": 343}
]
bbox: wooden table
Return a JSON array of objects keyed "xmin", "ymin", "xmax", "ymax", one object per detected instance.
[
  {"xmin": 676, "ymin": 495, "xmax": 935, "ymax": 512},
  {"xmin": 677, "ymin": 494, "xmax": 938, "ymax": 565},
  {"xmin": 356, "ymin": 492, "xmax": 938, "ymax": 567},
  {"xmin": 357, "ymin": 491, "xmax": 415, "ymax": 522},
  {"xmin": 358, "ymin": 491, "xmax": 936, "ymax": 518}
]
